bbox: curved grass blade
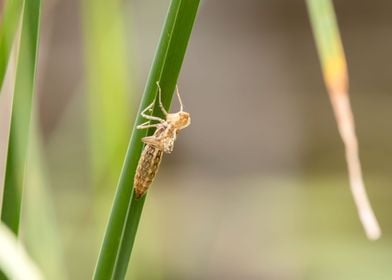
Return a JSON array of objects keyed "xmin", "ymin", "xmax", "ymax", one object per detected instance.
[
  {"xmin": 306, "ymin": 0, "xmax": 381, "ymax": 240},
  {"xmin": 93, "ymin": 0, "xmax": 200, "ymax": 279},
  {"xmin": 0, "ymin": 222, "xmax": 43, "ymax": 280},
  {"xmin": 0, "ymin": 0, "xmax": 24, "ymax": 93},
  {"xmin": 1, "ymin": 0, "xmax": 41, "ymax": 235}
]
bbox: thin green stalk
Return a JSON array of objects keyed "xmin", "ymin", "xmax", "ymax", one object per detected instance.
[
  {"xmin": 0, "ymin": 0, "xmax": 24, "ymax": 92},
  {"xmin": 0, "ymin": 222, "xmax": 43, "ymax": 280},
  {"xmin": 1, "ymin": 0, "xmax": 41, "ymax": 234},
  {"xmin": 22, "ymin": 113, "xmax": 67, "ymax": 280},
  {"xmin": 306, "ymin": 0, "xmax": 381, "ymax": 240},
  {"xmin": 111, "ymin": 196, "xmax": 145, "ymax": 279},
  {"xmin": 82, "ymin": 0, "xmax": 132, "ymax": 190},
  {"xmin": 93, "ymin": 0, "xmax": 200, "ymax": 279}
]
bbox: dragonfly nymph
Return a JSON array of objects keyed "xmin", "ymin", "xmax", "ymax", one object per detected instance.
[{"xmin": 134, "ymin": 82, "xmax": 191, "ymax": 198}]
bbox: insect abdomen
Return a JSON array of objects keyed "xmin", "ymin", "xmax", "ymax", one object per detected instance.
[{"xmin": 134, "ymin": 144, "xmax": 163, "ymax": 198}]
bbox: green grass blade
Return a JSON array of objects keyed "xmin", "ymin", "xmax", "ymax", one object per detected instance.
[
  {"xmin": 305, "ymin": 0, "xmax": 347, "ymax": 93},
  {"xmin": 111, "ymin": 197, "xmax": 145, "ymax": 279},
  {"xmin": 93, "ymin": 0, "xmax": 200, "ymax": 279},
  {"xmin": 1, "ymin": 0, "xmax": 41, "ymax": 234},
  {"xmin": 0, "ymin": 0, "xmax": 24, "ymax": 93},
  {"xmin": 21, "ymin": 114, "xmax": 67, "ymax": 280},
  {"xmin": 82, "ymin": 0, "xmax": 132, "ymax": 190}
]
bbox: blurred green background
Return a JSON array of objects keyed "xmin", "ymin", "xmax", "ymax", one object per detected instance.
[{"xmin": 1, "ymin": 0, "xmax": 392, "ymax": 279}]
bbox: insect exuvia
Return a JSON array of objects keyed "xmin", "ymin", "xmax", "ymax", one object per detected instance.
[{"xmin": 134, "ymin": 81, "xmax": 191, "ymax": 199}]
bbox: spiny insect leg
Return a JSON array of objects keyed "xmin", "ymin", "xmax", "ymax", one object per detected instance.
[
  {"xmin": 156, "ymin": 81, "xmax": 168, "ymax": 116},
  {"xmin": 176, "ymin": 85, "xmax": 184, "ymax": 111},
  {"xmin": 141, "ymin": 101, "xmax": 165, "ymax": 123},
  {"xmin": 141, "ymin": 100, "xmax": 155, "ymax": 114}
]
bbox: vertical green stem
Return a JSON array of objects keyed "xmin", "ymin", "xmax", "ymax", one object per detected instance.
[
  {"xmin": 82, "ymin": 0, "xmax": 131, "ymax": 190},
  {"xmin": 305, "ymin": 0, "xmax": 381, "ymax": 240},
  {"xmin": 1, "ymin": 0, "xmax": 41, "ymax": 234},
  {"xmin": 93, "ymin": 0, "xmax": 200, "ymax": 279}
]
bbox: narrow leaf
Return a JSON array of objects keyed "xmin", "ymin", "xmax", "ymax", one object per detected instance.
[
  {"xmin": 0, "ymin": 0, "xmax": 24, "ymax": 92},
  {"xmin": 0, "ymin": 222, "xmax": 43, "ymax": 280},
  {"xmin": 93, "ymin": 0, "xmax": 200, "ymax": 278},
  {"xmin": 82, "ymin": 0, "xmax": 132, "ymax": 189},
  {"xmin": 306, "ymin": 0, "xmax": 381, "ymax": 240},
  {"xmin": 1, "ymin": 0, "xmax": 41, "ymax": 234}
]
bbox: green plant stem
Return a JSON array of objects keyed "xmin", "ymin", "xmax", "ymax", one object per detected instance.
[
  {"xmin": 1, "ymin": 0, "xmax": 41, "ymax": 234},
  {"xmin": 0, "ymin": 0, "xmax": 24, "ymax": 92},
  {"xmin": 93, "ymin": 0, "xmax": 200, "ymax": 279},
  {"xmin": 22, "ymin": 114, "xmax": 67, "ymax": 279},
  {"xmin": 111, "ymin": 195, "xmax": 145, "ymax": 279}
]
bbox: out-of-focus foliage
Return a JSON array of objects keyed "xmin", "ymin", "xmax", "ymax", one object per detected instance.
[
  {"xmin": 82, "ymin": 0, "xmax": 132, "ymax": 191},
  {"xmin": 22, "ymin": 114, "xmax": 66, "ymax": 280},
  {"xmin": 0, "ymin": 222, "xmax": 42, "ymax": 280},
  {"xmin": 0, "ymin": 0, "xmax": 23, "ymax": 92},
  {"xmin": 306, "ymin": 0, "xmax": 381, "ymax": 240},
  {"xmin": 1, "ymin": 0, "xmax": 41, "ymax": 234}
]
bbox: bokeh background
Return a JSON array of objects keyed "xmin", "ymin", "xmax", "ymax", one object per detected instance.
[{"xmin": 1, "ymin": 0, "xmax": 392, "ymax": 279}]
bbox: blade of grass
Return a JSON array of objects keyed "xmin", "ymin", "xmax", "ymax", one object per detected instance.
[
  {"xmin": 21, "ymin": 112, "xmax": 67, "ymax": 280},
  {"xmin": 1, "ymin": 0, "xmax": 41, "ymax": 234},
  {"xmin": 0, "ymin": 14, "xmax": 19, "ymax": 195},
  {"xmin": 0, "ymin": 0, "xmax": 24, "ymax": 92},
  {"xmin": 82, "ymin": 0, "xmax": 132, "ymax": 191},
  {"xmin": 306, "ymin": 0, "xmax": 381, "ymax": 240},
  {"xmin": 93, "ymin": 0, "xmax": 200, "ymax": 279},
  {"xmin": 0, "ymin": 222, "xmax": 43, "ymax": 280}
]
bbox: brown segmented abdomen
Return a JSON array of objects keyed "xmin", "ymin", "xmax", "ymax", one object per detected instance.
[{"xmin": 134, "ymin": 144, "xmax": 163, "ymax": 198}]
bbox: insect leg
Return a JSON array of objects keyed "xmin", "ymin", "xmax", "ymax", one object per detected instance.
[
  {"xmin": 176, "ymin": 85, "xmax": 184, "ymax": 112},
  {"xmin": 141, "ymin": 100, "xmax": 165, "ymax": 123},
  {"xmin": 141, "ymin": 100, "xmax": 154, "ymax": 114},
  {"xmin": 141, "ymin": 113, "xmax": 165, "ymax": 123},
  {"xmin": 136, "ymin": 121, "xmax": 160, "ymax": 130},
  {"xmin": 156, "ymin": 81, "xmax": 168, "ymax": 116}
]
